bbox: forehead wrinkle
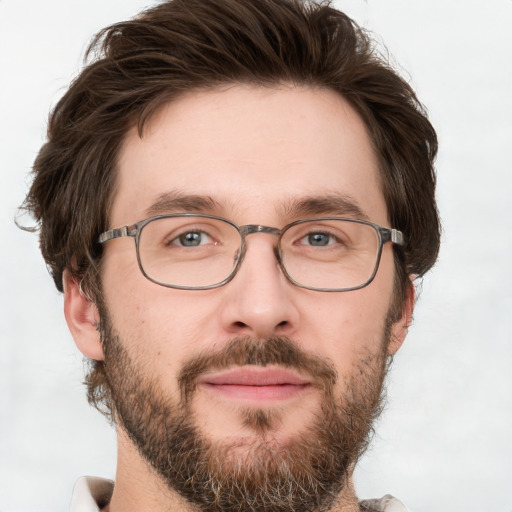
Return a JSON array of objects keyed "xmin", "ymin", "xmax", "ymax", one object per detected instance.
[{"xmin": 278, "ymin": 194, "xmax": 370, "ymax": 221}]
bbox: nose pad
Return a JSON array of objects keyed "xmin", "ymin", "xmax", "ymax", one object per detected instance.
[
  {"xmin": 219, "ymin": 236, "xmax": 298, "ymax": 338},
  {"xmin": 229, "ymin": 239, "xmax": 284, "ymax": 284}
]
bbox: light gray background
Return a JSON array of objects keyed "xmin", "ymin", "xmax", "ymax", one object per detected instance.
[{"xmin": 1, "ymin": 1, "xmax": 511, "ymax": 511}]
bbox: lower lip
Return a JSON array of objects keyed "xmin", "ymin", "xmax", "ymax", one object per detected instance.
[{"xmin": 201, "ymin": 383, "xmax": 311, "ymax": 402}]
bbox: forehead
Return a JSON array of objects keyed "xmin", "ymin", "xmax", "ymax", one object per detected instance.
[{"xmin": 112, "ymin": 84, "xmax": 387, "ymax": 226}]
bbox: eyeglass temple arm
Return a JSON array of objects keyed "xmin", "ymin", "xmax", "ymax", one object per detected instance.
[
  {"xmin": 98, "ymin": 226, "xmax": 137, "ymax": 244},
  {"xmin": 381, "ymin": 228, "xmax": 404, "ymax": 246}
]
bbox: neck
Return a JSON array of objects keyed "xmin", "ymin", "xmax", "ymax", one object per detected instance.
[{"xmin": 107, "ymin": 429, "xmax": 362, "ymax": 512}]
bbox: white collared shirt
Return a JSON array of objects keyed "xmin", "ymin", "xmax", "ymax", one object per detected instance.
[
  {"xmin": 69, "ymin": 477, "xmax": 114, "ymax": 512},
  {"xmin": 69, "ymin": 476, "xmax": 409, "ymax": 512}
]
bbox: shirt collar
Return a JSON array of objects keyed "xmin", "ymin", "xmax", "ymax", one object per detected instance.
[{"xmin": 69, "ymin": 476, "xmax": 114, "ymax": 512}]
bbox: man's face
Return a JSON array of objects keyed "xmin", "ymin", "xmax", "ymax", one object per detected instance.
[{"xmin": 89, "ymin": 85, "xmax": 409, "ymax": 510}]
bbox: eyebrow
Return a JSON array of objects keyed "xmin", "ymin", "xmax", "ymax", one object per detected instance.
[
  {"xmin": 145, "ymin": 191, "xmax": 223, "ymax": 217},
  {"xmin": 144, "ymin": 190, "xmax": 369, "ymax": 221},
  {"xmin": 279, "ymin": 194, "xmax": 370, "ymax": 221}
]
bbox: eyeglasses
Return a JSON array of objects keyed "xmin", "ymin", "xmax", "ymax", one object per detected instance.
[{"xmin": 98, "ymin": 214, "xmax": 404, "ymax": 292}]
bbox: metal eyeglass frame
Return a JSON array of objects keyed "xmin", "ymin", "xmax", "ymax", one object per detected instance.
[{"xmin": 97, "ymin": 213, "xmax": 404, "ymax": 292}]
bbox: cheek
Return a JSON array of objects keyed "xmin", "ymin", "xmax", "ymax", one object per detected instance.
[
  {"xmin": 101, "ymin": 266, "xmax": 255, "ymax": 403},
  {"xmin": 100, "ymin": 249, "xmax": 213, "ymax": 383},
  {"xmin": 298, "ymin": 272, "xmax": 394, "ymax": 368}
]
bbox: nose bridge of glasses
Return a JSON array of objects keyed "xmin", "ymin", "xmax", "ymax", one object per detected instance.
[
  {"xmin": 239, "ymin": 224, "xmax": 282, "ymax": 238},
  {"xmin": 236, "ymin": 225, "xmax": 283, "ymax": 267}
]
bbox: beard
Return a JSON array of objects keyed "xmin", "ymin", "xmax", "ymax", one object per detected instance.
[{"xmin": 98, "ymin": 306, "xmax": 390, "ymax": 512}]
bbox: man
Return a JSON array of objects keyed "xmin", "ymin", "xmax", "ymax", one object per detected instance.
[{"xmin": 22, "ymin": 0, "xmax": 439, "ymax": 510}]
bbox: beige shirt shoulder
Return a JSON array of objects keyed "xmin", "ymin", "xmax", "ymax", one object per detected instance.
[{"xmin": 69, "ymin": 476, "xmax": 410, "ymax": 512}]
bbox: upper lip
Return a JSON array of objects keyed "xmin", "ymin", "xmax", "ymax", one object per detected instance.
[{"xmin": 199, "ymin": 367, "xmax": 311, "ymax": 386}]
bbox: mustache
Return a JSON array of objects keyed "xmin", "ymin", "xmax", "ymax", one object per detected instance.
[{"xmin": 178, "ymin": 336, "xmax": 338, "ymax": 404}]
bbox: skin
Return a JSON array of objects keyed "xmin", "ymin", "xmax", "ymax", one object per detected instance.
[{"xmin": 64, "ymin": 84, "xmax": 413, "ymax": 512}]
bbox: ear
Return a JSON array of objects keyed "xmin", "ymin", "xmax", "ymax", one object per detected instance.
[
  {"xmin": 387, "ymin": 279, "xmax": 415, "ymax": 356},
  {"xmin": 63, "ymin": 269, "xmax": 105, "ymax": 361}
]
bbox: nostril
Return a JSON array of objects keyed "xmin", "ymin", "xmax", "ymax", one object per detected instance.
[{"xmin": 277, "ymin": 320, "xmax": 288, "ymax": 328}]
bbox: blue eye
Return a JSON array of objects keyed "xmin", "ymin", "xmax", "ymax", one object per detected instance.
[
  {"xmin": 299, "ymin": 232, "xmax": 338, "ymax": 247},
  {"xmin": 172, "ymin": 231, "xmax": 213, "ymax": 247},
  {"xmin": 306, "ymin": 232, "xmax": 332, "ymax": 246}
]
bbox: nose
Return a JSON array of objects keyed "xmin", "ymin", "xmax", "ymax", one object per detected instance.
[{"xmin": 219, "ymin": 234, "xmax": 300, "ymax": 338}]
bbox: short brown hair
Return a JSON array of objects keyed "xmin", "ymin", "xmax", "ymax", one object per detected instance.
[{"xmin": 24, "ymin": 0, "xmax": 439, "ymax": 306}]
